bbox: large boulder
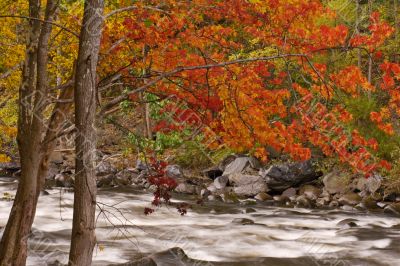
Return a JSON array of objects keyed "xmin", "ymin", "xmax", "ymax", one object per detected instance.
[
  {"xmin": 95, "ymin": 161, "xmax": 117, "ymax": 177},
  {"xmin": 260, "ymin": 160, "xmax": 321, "ymax": 192},
  {"xmin": 165, "ymin": 164, "xmax": 184, "ymax": 179},
  {"xmin": 338, "ymin": 192, "xmax": 362, "ymax": 206},
  {"xmin": 228, "ymin": 173, "xmax": 268, "ymax": 196},
  {"xmin": 356, "ymin": 174, "xmax": 382, "ymax": 195},
  {"xmin": 323, "ymin": 171, "xmax": 352, "ymax": 195},
  {"xmin": 222, "ymin": 157, "xmax": 251, "ymax": 176}
]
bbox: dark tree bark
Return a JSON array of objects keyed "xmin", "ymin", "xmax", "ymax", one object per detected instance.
[
  {"xmin": 0, "ymin": 1, "xmax": 59, "ymax": 265},
  {"xmin": 68, "ymin": 0, "xmax": 104, "ymax": 265}
]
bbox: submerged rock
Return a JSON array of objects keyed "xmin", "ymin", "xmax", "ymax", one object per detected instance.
[
  {"xmin": 260, "ymin": 160, "xmax": 321, "ymax": 192},
  {"xmin": 232, "ymin": 218, "xmax": 255, "ymax": 225}
]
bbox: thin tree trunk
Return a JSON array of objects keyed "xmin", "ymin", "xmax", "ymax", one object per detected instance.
[
  {"xmin": 0, "ymin": 1, "xmax": 58, "ymax": 265},
  {"xmin": 68, "ymin": 0, "xmax": 104, "ymax": 265}
]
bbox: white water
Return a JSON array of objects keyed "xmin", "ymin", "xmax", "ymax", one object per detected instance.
[{"xmin": 1, "ymin": 177, "xmax": 400, "ymax": 266}]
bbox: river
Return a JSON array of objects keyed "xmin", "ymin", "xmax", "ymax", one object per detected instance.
[{"xmin": 0, "ymin": 177, "xmax": 399, "ymax": 266}]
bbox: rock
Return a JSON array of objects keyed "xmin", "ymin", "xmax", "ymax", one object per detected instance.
[
  {"xmin": 338, "ymin": 192, "xmax": 362, "ymax": 206},
  {"xmin": 55, "ymin": 173, "xmax": 73, "ymax": 187},
  {"xmin": 273, "ymin": 195, "xmax": 290, "ymax": 203},
  {"xmin": 295, "ymin": 195, "xmax": 312, "ymax": 208},
  {"xmin": 174, "ymin": 183, "xmax": 196, "ymax": 194},
  {"xmin": 228, "ymin": 173, "xmax": 268, "ymax": 197},
  {"xmin": 0, "ymin": 162, "xmax": 20, "ymax": 176},
  {"xmin": 377, "ymin": 202, "xmax": 389, "ymax": 208},
  {"xmin": 214, "ymin": 175, "xmax": 229, "ymax": 189},
  {"xmin": 49, "ymin": 151, "xmax": 63, "ymax": 165},
  {"xmin": 46, "ymin": 163, "xmax": 60, "ymax": 180},
  {"xmin": 282, "ymin": 187, "xmax": 297, "ymax": 199},
  {"xmin": 299, "ymin": 185, "xmax": 321, "ymax": 200},
  {"xmin": 361, "ymin": 196, "xmax": 379, "ymax": 209},
  {"xmin": 221, "ymin": 192, "xmax": 239, "ymax": 203},
  {"xmin": 206, "ymin": 183, "xmax": 217, "ymax": 193},
  {"xmin": 233, "ymin": 182, "xmax": 268, "ymax": 197},
  {"xmin": 223, "ymin": 157, "xmax": 251, "ymax": 176},
  {"xmin": 337, "ymin": 218, "xmax": 358, "ymax": 228},
  {"xmin": 97, "ymin": 174, "xmax": 114, "ymax": 188},
  {"xmin": 200, "ymin": 188, "xmax": 211, "ymax": 198},
  {"xmin": 323, "ymin": 171, "xmax": 351, "ymax": 195},
  {"xmin": 383, "ymin": 203, "xmax": 400, "ymax": 216},
  {"xmin": 202, "ymin": 166, "xmax": 223, "ymax": 180},
  {"xmin": 166, "ymin": 165, "xmax": 183, "ymax": 179},
  {"xmin": 232, "ymin": 218, "xmax": 254, "ymax": 225},
  {"xmin": 260, "ymin": 160, "xmax": 321, "ymax": 192},
  {"xmin": 244, "ymin": 207, "xmax": 257, "ymax": 213},
  {"xmin": 219, "ymin": 154, "xmax": 238, "ymax": 171},
  {"xmin": 356, "ymin": 174, "xmax": 382, "ymax": 195},
  {"xmin": 115, "ymin": 170, "xmax": 135, "ymax": 186},
  {"xmin": 95, "ymin": 161, "xmax": 117, "ymax": 177},
  {"xmin": 329, "ymin": 200, "xmax": 339, "ymax": 208},
  {"xmin": 341, "ymin": 205, "xmax": 355, "ymax": 211},
  {"xmin": 316, "ymin": 196, "xmax": 330, "ymax": 207},
  {"xmin": 254, "ymin": 192, "xmax": 272, "ymax": 201}
]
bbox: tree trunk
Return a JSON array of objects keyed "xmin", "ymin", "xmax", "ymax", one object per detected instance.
[
  {"xmin": 68, "ymin": 0, "xmax": 104, "ymax": 265},
  {"xmin": 0, "ymin": 1, "xmax": 58, "ymax": 265}
]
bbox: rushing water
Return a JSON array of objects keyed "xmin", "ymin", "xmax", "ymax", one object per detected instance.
[{"xmin": 0, "ymin": 176, "xmax": 400, "ymax": 266}]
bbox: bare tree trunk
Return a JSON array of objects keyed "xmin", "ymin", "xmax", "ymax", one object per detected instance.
[
  {"xmin": 0, "ymin": 1, "xmax": 58, "ymax": 265},
  {"xmin": 68, "ymin": 0, "xmax": 104, "ymax": 265}
]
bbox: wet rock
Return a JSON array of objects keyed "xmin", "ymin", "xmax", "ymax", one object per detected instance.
[
  {"xmin": 95, "ymin": 161, "xmax": 117, "ymax": 177},
  {"xmin": 232, "ymin": 218, "xmax": 255, "ymax": 225},
  {"xmin": 383, "ymin": 203, "xmax": 400, "ymax": 216},
  {"xmin": 254, "ymin": 192, "xmax": 272, "ymax": 201},
  {"xmin": 273, "ymin": 195, "xmax": 290, "ymax": 203},
  {"xmin": 166, "ymin": 164, "xmax": 184, "ymax": 179},
  {"xmin": 338, "ymin": 192, "xmax": 362, "ymax": 206},
  {"xmin": 337, "ymin": 218, "xmax": 358, "ymax": 228},
  {"xmin": 214, "ymin": 175, "xmax": 229, "ymax": 189},
  {"xmin": 299, "ymin": 185, "xmax": 321, "ymax": 200},
  {"xmin": 341, "ymin": 205, "xmax": 355, "ymax": 211},
  {"xmin": 356, "ymin": 174, "xmax": 382, "ymax": 195},
  {"xmin": 282, "ymin": 187, "xmax": 297, "ymax": 199},
  {"xmin": 206, "ymin": 183, "xmax": 217, "ymax": 193},
  {"xmin": 223, "ymin": 157, "xmax": 251, "ymax": 176},
  {"xmin": 361, "ymin": 196, "xmax": 379, "ymax": 209},
  {"xmin": 323, "ymin": 171, "xmax": 351, "ymax": 195},
  {"xmin": 329, "ymin": 200, "xmax": 339, "ymax": 208},
  {"xmin": 260, "ymin": 160, "xmax": 321, "ymax": 192},
  {"xmin": 174, "ymin": 183, "xmax": 196, "ymax": 194},
  {"xmin": 221, "ymin": 192, "xmax": 239, "ymax": 203},
  {"xmin": 244, "ymin": 207, "xmax": 257, "ymax": 213},
  {"xmin": 316, "ymin": 196, "xmax": 330, "ymax": 207},
  {"xmin": 295, "ymin": 195, "xmax": 312, "ymax": 208}
]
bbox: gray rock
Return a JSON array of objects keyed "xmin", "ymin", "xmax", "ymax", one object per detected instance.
[
  {"xmin": 223, "ymin": 157, "xmax": 251, "ymax": 176},
  {"xmin": 95, "ymin": 161, "xmax": 117, "ymax": 177},
  {"xmin": 299, "ymin": 185, "xmax": 321, "ymax": 200},
  {"xmin": 97, "ymin": 174, "xmax": 114, "ymax": 188},
  {"xmin": 273, "ymin": 195, "xmax": 290, "ymax": 203},
  {"xmin": 55, "ymin": 173, "xmax": 73, "ymax": 187},
  {"xmin": 329, "ymin": 200, "xmax": 339, "ymax": 208},
  {"xmin": 260, "ymin": 160, "xmax": 321, "ymax": 192},
  {"xmin": 218, "ymin": 154, "xmax": 238, "ymax": 171},
  {"xmin": 316, "ymin": 197, "xmax": 330, "ymax": 207},
  {"xmin": 200, "ymin": 188, "xmax": 211, "ymax": 198},
  {"xmin": 356, "ymin": 174, "xmax": 382, "ymax": 195},
  {"xmin": 174, "ymin": 183, "xmax": 196, "ymax": 194},
  {"xmin": 166, "ymin": 164, "xmax": 183, "ymax": 179},
  {"xmin": 254, "ymin": 192, "xmax": 272, "ymax": 201},
  {"xmin": 233, "ymin": 181, "xmax": 268, "ymax": 197},
  {"xmin": 323, "ymin": 171, "xmax": 352, "ymax": 195},
  {"xmin": 282, "ymin": 187, "xmax": 297, "ymax": 198},
  {"xmin": 228, "ymin": 173, "xmax": 263, "ymax": 186},
  {"xmin": 214, "ymin": 175, "xmax": 229, "ymax": 189},
  {"xmin": 206, "ymin": 183, "xmax": 217, "ymax": 193},
  {"xmin": 338, "ymin": 192, "xmax": 362, "ymax": 206},
  {"xmin": 115, "ymin": 170, "xmax": 135, "ymax": 186}
]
